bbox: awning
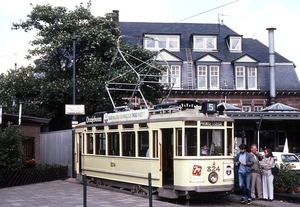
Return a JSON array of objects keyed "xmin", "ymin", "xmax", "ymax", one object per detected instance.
[{"xmin": 262, "ymin": 103, "xmax": 297, "ymax": 112}]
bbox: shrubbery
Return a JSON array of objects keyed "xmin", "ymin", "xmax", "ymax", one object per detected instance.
[
  {"xmin": 0, "ymin": 122, "xmax": 26, "ymax": 170},
  {"xmin": 274, "ymin": 164, "xmax": 300, "ymax": 193}
]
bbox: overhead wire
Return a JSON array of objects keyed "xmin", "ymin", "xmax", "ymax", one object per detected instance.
[{"xmin": 107, "ymin": 0, "xmax": 240, "ymax": 109}]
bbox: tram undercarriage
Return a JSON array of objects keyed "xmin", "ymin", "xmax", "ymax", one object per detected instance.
[{"xmin": 79, "ymin": 175, "xmax": 233, "ymax": 200}]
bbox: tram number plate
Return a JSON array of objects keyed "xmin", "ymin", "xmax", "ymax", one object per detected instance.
[{"xmin": 207, "ymin": 166, "xmax": 220, "ymax": 172}]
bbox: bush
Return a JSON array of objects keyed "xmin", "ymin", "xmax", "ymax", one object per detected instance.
[
  {"xmin": 0, "ymin": 122, "xmax": 26, "ymax": 170},
  {"xmin": 274, "ymin": 166, "xmax": 300, "ymax": 192}
]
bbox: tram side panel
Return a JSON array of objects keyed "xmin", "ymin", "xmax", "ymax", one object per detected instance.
[{"xmin": 81, "ymin": 155, "xmax": 161, "ymax": 187}]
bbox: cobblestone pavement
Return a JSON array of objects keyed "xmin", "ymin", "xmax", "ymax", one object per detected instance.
[{"xmin": 0, "ymin": 179, "xmax": 299, "ymax": 207}]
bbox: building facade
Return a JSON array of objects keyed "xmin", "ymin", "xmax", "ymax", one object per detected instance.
[
  {"xmin": 117, "ymin": 12, "xmax": 300, "ymax": 152},
  {"xmin": 2, "ymin": 113, "xmax": 50, "ymax": 163}
]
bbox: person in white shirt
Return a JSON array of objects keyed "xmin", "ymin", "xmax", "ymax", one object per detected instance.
[{"xmin": 260, "ymin": 148, "xmax": 275, "ymax": 202}]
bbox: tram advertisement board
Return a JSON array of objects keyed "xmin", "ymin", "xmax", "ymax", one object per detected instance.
[
  {"xmin": 106, "ymin": 109, "xmax": 149, "ymax": 123},
  {"xmin": 190, "ymin": 162, "xmax": 204, "ymax": 182}
]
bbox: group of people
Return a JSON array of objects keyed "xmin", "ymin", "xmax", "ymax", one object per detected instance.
[{"xmin": 234, "ymin": 143, "xmax": 275, "ymax": 205}]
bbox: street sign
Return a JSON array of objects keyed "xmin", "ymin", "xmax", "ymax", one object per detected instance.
[{"xmin": 65, "ymin": 104, "xmax": 85, "ymax": 115}]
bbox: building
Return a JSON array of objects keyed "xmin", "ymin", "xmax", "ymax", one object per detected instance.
[
  {"xmin": 116, "ymin": 11, "xmax": 300, "ymax": 152},
  {"xmin": 2, "ymin": 113, "xmax": 50, "ymax": 163}
]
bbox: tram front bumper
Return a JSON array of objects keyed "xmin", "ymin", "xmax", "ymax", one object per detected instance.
[{"xmin": 194, "ymin": 185, "xmax": 234, "ymax": 193}]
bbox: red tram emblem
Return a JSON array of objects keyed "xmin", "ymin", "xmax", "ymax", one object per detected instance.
[{"xmin": 192, "ymin": 165, "xmax": 202, "ymax": 176}]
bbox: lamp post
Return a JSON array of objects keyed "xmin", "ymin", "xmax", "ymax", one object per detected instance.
[{"xmin": 72, "ymin": 32, "xmax": 77, "ymax": 121}]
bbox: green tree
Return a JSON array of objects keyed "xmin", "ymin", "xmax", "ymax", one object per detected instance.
[
  {"xmin": 0, "ymin": 66, "xmax": 45, "ymax": 116},
  {"xmin": 0, "ymin": 122, "xmax": 26, "ymax": 170},
  {"xmin": 7, "ymin": 2, "xmax": 165, "ymax": 130}
]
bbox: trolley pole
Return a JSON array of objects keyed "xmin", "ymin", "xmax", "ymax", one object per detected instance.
[
  {"xmin": 83, "ymin": 174, "xmax": 87, "ymax": 207},
  {"xmin": 148, "ymin": 173, "xmax": 152, "ymax": 207}
]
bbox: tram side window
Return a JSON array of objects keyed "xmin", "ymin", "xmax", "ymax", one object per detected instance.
[
  {"xmin": 185, "ymin": 128, "xmax": 197, "ymax": 156},
  {"xmin": 227, "ymin": 128, "xmax": 233, "ymax": 156},
  {"xmin": 176, "ymin": 129, "xmax": 182, "ymax": 156},
  {"xmin": 138, "ymin": 131, "xmax": 149, "ymax": 157},
  {"xmin": 200, "ymin": 129, "xmax": 224, "ymax": 156},
  {"xmin": 86, "ymin": 133, "xmax": 93, "ymax": 154},
  {"xmin": 95, "ymin": 133, "xmax": 106, "ymax": 155},
  {"xmin": 152, "ymin": 130, "xmax": 158, "ymax": 158},
  {"xmin": 122, "ymin": 132, "xmax": 135, "ymax": 157},
  {"xmin": 108, "ymin": 132, "xmax": 119, "ymax": 156}
]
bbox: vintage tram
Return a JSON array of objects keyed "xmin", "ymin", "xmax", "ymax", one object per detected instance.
[{"xmin": 74, "ymin": 100, "xmax": 235, "ymax": 199}]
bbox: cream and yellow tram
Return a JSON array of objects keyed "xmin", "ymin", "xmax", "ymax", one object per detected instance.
[{"xmin": 74, "ymin": 101, "xmax": 235, "ymax": 199}]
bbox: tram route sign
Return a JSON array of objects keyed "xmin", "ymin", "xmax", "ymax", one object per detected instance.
[
  {"xmin": 65, "ymin": 104, "xmax": 85, "ymax": 115},
  {"xmin": 201, "ymin": 101, "xmax": 217, "ymax": 114}
]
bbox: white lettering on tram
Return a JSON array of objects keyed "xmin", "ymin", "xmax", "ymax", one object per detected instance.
[
  {"xmin": 200, "ymin": 121, "xmax": 224, "ymax": 126},
  {"xmin": 106, "ymin": 109, "xmax": 149, "ymax": 123},
  {"xmin": 86, "ymin": 117, "xmax": 102, "ymax": 124}
]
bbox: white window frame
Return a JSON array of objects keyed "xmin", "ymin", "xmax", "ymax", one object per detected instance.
[
  {"xmin": 160, "ymin": 65, "xmax": 181, "ymax": 88},
  {"xmin": 242, "ymin": 106, "xmax": 251, "ymax": 112},
  {"xmin": 193, "ymin": 35, "xmax": 217, "ymax": 51},
  {"xmin": 144, "ymin": 35, "xmax": 180, "ymax": 51},
  {"xmin": 230, "ymin": 36, "xmax": 241, "ymax": 51},
  {"xmin": 235, "ymin": 66, "xmax": 245, "ymax": 89},
  {"xmin": 159, "ymin": 66, "xmax": 170, "ymax": 85},
  {"xmin": 248, "ymin": 67, "xmax": 257, "ymax": 89},
  {"xmin": 197, "ymin": 65, "xmax": 207, "ymax": 89},
  {"xmin": 254, "ymin": 106, "xmax": 263, "ymax": 112},
  {"xmin": 171, "ymin": 65, "xmax": 181, "ymax": 88},
  {"xmin": 210, "ymin": 66, "xmax": 219, "ymax": 89}
]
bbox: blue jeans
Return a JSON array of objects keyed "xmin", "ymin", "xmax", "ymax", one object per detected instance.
[{"xmin": 238, "ymin": 171, "xmax": 251, "ymax": 200}]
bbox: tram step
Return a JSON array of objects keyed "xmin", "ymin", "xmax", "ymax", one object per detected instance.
[{"xmin": 157, "ymin": 187, "xmax": 178, "ymax": 199}]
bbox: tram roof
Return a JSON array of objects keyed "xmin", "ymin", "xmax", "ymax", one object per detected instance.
[{"xmin": 226, "ymin": 111, "xmax": 300, "ymax": 120}]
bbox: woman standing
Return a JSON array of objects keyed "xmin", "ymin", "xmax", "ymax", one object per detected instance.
[{"xmin": 260, "ymin": 148, "xmax": 275, "ymax": 201}]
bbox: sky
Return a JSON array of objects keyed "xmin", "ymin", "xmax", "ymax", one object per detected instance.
[{"xmin": 0, "ymin": 0, "xmax": 300, "ymax": 79}]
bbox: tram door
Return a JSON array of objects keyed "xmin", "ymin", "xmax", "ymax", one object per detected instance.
[{"xmin": 161, "ymin": 129, "xmax": 174, "ymax": 186}]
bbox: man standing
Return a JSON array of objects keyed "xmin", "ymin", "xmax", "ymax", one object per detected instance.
[
  {"xmin": 250, "ymin": 144, "xmax": 263, "ymax": 200},
  {"xmin": 235, "ymin": 143, "xmax": 254, "ymax": 205}
]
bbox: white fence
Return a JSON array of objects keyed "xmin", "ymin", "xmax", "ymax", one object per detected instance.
[{"xmin": 40, "ymin": 129, "xmax": 73, "ymax": 176}]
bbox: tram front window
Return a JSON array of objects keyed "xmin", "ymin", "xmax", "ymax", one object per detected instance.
[
  {"xmin": 185, "ymin": 128, "xmax": 197, "ymax": 156},
  {"xmin": 200, "ymin": 129, "xmax": 224, "ymax": 156}
]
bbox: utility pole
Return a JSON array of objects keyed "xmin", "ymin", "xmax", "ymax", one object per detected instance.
[{"xmin": 72, "ymin": 32, "xmax": 77, "ymax": 122}]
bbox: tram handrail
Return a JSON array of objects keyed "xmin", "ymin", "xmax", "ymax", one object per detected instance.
[
  {"xmin": 159, "ymin": 142, "xmax": 162, "ymax": 171},
  {"xmin": 149, "ymin": 106, "xmax": 182, "ymax": 115}
]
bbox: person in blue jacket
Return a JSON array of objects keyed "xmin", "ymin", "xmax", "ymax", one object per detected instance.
[{"xmin": 234, "ymin": 143, "xmax": 254, "ymax": 205}]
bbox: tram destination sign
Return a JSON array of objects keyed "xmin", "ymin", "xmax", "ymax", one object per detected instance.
[
  {"xmin": 200, "ymin": 121, "xmax": 224, "ymax": 126},
  {"xmin": 106, "ymin": 109, "xmax": 149, "ymax": 123}
]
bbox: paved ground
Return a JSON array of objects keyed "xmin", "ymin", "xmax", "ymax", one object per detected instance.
[{"xmin": 0, "ymin": 178, "xmax": 299, "ymax": 207}]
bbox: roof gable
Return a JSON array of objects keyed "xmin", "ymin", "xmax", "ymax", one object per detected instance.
[
  {"xmin": 196, "ymin": 54, "xmax": 221, "ymax": 62},
  {"xmin": 156, "ymin": 49, "xmax": 181, "ymax": 61},
  {"xmin": 233, "ymin": 54, "xmax": 259, "ymax": 63}
]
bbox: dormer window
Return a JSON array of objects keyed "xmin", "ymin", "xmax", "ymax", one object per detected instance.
[
  {"xmin": 144, "ymin": 34, "xmax": 180, "ymax": 51},
  {"xmin": 193, "ymin": 35, "xmax": 217, "ymax": 51},
  {"xmin": 226, "ymin": 35, "xmax": 242, "ymax": 52}
]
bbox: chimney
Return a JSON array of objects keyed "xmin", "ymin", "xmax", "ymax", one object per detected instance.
[
  {"xmin": 113, "ymin": 10, "xmax": 119, "ymax": 26},
  {"xmin": 266, "ymin": 27, "xmax": 277, "ymax": 105}
]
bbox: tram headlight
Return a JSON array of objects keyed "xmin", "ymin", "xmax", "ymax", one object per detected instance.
[{"xmin": 208, "ymin": 172, "xmax": 218, "ymax": 184}]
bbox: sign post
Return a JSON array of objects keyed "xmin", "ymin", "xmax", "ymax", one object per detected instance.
[{"xmin": 65, "ymin": 104, "xmax": 85, "ymax": 128}]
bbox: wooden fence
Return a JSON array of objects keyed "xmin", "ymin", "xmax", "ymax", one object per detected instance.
[{"xmin": 0, "ymin": 165, "xmax": 68, "ymax": 188}]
